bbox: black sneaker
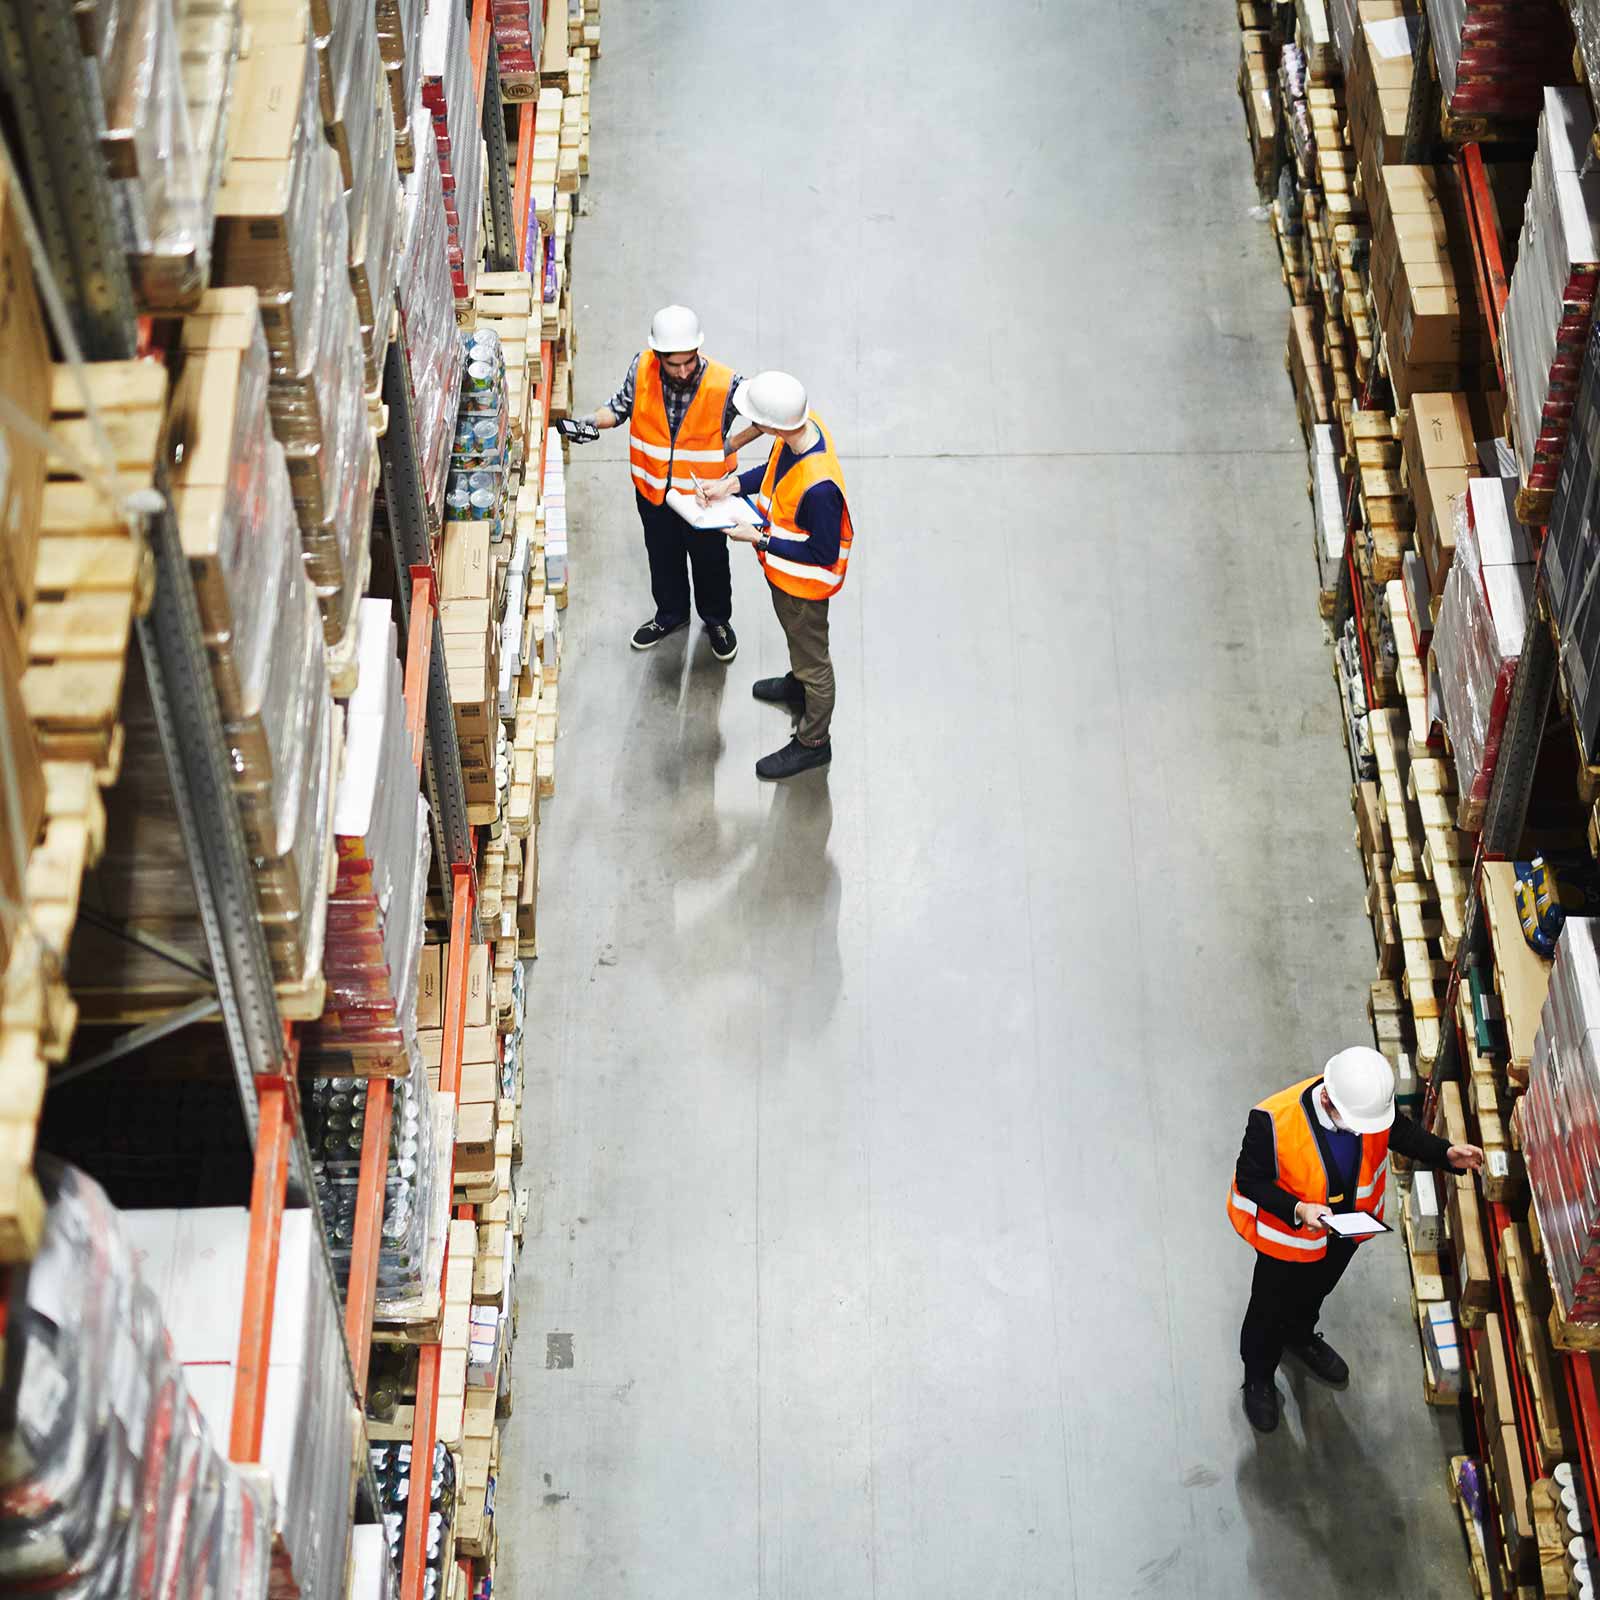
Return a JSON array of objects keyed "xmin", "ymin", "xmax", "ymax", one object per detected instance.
[
  {"xmin": 706, "ymin": 622, "xmax": 738, "ymax": 662},
  {"xmin": 1286, "ymin": 1335, "xmax": 1349, "ymax": 1388},
  {"xmin": 752, "ymin": 675, "xmax": 805, "ymax": 714},
  {"xmin": 756, "ymin": 737, "xmax": 832, "ymax": 781},
  {"xmin": 631, "ymin": 618, "xmax": 687, "ymax": 650},
  {"xmin": 1242, "ymin": 1377, "xmax": 1280, "ymax": 1433}
]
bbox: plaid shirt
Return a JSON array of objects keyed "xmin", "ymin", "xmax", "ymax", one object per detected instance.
[{"xmin": 605, "ymin": 354, "xmax": 744, "ymax": 441}]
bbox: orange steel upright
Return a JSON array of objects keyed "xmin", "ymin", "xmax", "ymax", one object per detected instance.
[{"xmin": 229, "ymin": 1028, "xmax": 298, "ymax": 1463}]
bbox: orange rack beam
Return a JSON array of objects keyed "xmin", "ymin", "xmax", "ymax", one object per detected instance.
[{"xmin": 229, "ymin": 1057, "xmax": 294, "ymax": 1463}]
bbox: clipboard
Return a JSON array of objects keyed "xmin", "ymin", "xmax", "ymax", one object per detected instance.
[{"xmin": 664, "ymin": 489, "xmax": 765, "ymax": 532}]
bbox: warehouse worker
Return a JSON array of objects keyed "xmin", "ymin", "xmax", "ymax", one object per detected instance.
[
  {"xmin": 1228, "ymin": 1047, "xmax": 1484, "ymax": 1434},
  {"xmin": 557, "ymin": 305, "xmax": 758, "ymax": 661},
  {"xmin": 695, "ymin": 372, "xmax": 853, "ymax": 782}
]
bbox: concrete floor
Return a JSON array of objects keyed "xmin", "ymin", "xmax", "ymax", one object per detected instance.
[{"xmin": 500, "ymin": 3, "xmax": 1463, "ymax": 1596}]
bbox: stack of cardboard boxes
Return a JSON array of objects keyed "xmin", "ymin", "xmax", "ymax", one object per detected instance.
[
  {"xmin": 1368, "ymin": 164, "xmax": 1488, "ymax": 406},
  {"xmin": 1403, "ymin": 390, "xmax": 1505, "ymax": 602},
  {"xmin": 441, "ymin": 519, "xmax": 501, "ymax": 817}
]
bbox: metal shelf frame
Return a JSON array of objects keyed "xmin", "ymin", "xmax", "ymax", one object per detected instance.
[{"xmin": 0, "ymin": 0, "xmax": 394, "ymax": 1555}]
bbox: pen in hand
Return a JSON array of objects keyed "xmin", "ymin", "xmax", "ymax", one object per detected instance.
[{"xmin": 692, "ymin": 473, "xmax": 709, "ymax": 508}]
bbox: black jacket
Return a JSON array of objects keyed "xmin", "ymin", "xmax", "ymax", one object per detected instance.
[{"xmin": 1234, "ymin": 1081, "xmax": 1453, "ymax": 1227}]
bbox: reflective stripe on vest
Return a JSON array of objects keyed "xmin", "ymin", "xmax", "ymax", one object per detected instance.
[
  {"xmin": 1225, "ymin": 1075, "xmax": 1391, "ymax": 1263},
  {"xmin": 754, "ymin": 413, "xmax": 855, "ymax": 601},
  {"xmin": 628, "ymin": 352, "xmax": 737, "ymax": 505}
]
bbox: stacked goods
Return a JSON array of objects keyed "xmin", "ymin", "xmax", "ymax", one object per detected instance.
[
  {"xmin": 1346, "ymin": 3, "xmax": 1414, "ymax": 211},
  {"xmin": 1549, "ymin": 322, "xmax": 1600, "ymax": 760},
  {"xmin": 543, "ymin": 428, "xmax": 570, "ymax": 598},
  {"xmin": 419, "ymin": 0, "xmax": 485, "ymax": 302},
  {"xmin": 371, "ymin": 1439, "xmax": 454, "ymax": 1593},
  {"xmin": 131, "ymin": 1205, "xmax": 360, "ymax": 1598},
  {"xmin": 494, "ymin": 0, "xmax": 544, "ymax": 78},
  {"xmin": 529, "ymin": 87, "xmax": 566, "ymax": 239},
  {"xmin": 1310, "ymin": 422, "xmax": 1345, "ymax": 600},
  {"xmin": 307, "ymin": 1069, "xmax": 448, "ymax": 1318},
  {"xmin": 180, "ymin": 300, "xmax": 339, "ymax": 992},
  {"xmin": 81, "ymin": 0, "xmax": 240, "ymax": 307},
  {"xmin": 375, "ymin": 0, "xmax": 424, "ymax": 169},
  {"xmin": 1575, "ymin": 1, "xmax": 1600, "ymax": 108},
  {"xmin": 1430, "ymin": 472, "xmax": 1535, "ymax": 827},
  {"xmin": 72, "ymin": 295, "xmax": 334, "ymax": 1003},
  {"xmin": 1524, "ymin": 918, "xmax": 1600, "ymax": 1327},
  {"xmin": 400, "ymin": 111, "xmax": 465, "ymax": 517},
  {"xmin": 1502, "ymin": 89, "xmax": 1600, "ymax": 523},
  {"xmin": 211, "ymin": 28, "xmax": 376, "ymax": 669},
  {"xmin": 443, "ymin": 331, "xmax": 514, "ymax": 818},
  {"xmin": 1402, "ymin": 390, "xmax": 1503, "ymax": 601},
  {"xmin": 307, "ymin": 601, "xmax": 432, "ymax": 1068},
  {"xmin": 319, "ymin": 0, "xmax": 406, "ymax": 391},
  {"xmin": 0, "ymin": 1163, "xmax": 274, "ymax": 1597},
  {"xmin": 1368, "ymin": 164, "xmax": 1487, "ymax": 405},
  {"xmin": 1425, "ymin": 0, "xmax": 1574, "ymax": 127}
]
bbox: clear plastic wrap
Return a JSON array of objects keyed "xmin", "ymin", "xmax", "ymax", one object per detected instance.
[
  {"xmin": 420, "ymin": 0, "xmax": 484, "ymax": 301},
  {"xmin": 1430, "ymin": 482, "xmax": 1531, "ymax": 822},
  {"xmin": 1425, "ymin": 0, "xmax": 1574, "ymax": 120},
  {"xmin": 1526, "ymin": 920, "xmax": 1600, "ymax": 1321},
  {"xmin": 490, "ymin": 0, "xmax": 539, "ymax": 73},
  {"xmin": 376, "ymin": 0, "xmax": 425, "ymax": 135},
  {"xmin": 400, "ymin": 110, "xmax": 467, "ymax": 515},
  {"xmin": 89, "ymin": 0, "xmax": 222, "ymax": 306},
  {"xmin": 1502, "ymin": 89, "xmax": 1600, "ymax": 496},
  {"xmin": 0, "ymin": 1162, "xmax": 273, "ymax": 1600},
  {"xmin": 308, "ymin": 1067, "xmax": 440, "ymax": 1308},
  {"xmin": 370, "ymin": 1440, "xmax": 454, "ymax": 1594},
  {"xmin": 307, "ymin": 602, "xmax": 431, "ymax": 1059}
]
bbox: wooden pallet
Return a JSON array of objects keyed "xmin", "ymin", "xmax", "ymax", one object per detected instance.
[{"xmin": 26, "ymin": 363, "xmax": 165, "ymax": 778}]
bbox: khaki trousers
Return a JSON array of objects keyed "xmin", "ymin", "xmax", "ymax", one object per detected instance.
[{"xmin": 769, "ymin": 586, "xmax": 834, "ymax": 745}]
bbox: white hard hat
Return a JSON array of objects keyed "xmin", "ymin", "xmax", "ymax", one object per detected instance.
[
  {"xmin": 648, "ymin": 305, "xmax": 704, "ymax": 353},
  {"xmin": 733, "ymin": 371, "xmax": 808, "ymax": 431},
  {"xmin": 1321, "ymin": 1047, "xmax": 1396, "ymax": 1135}
]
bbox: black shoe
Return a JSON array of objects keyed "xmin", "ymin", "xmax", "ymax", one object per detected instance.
[
  {"xmin": 752, "ymin": 675, "xmax": 805, "ymax": 713},
  {"xmin": 756, "ymin": 737, "xmax": 832, "ymax": 781},
  {"xmin": 1286, "ymin": 1335, "xmax": 1349, "ymax": 1387},
  {"xmin": 706, "ymin": 622, "xmax": 738, "ymax": 662},
  {"xmin": 1242, "ymin": 1377, "xmax": 1280, "ymax": 1433},
  {"xmin": 631, "ymin": 618, "xmax": 687, "ymax": 650}
]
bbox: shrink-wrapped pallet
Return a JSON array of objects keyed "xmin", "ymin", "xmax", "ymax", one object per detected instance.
[
  {"xmin": 0, "ymin": 1161, "xmax": 274, "ymax": 1597},
  {"xmin": 1502, "ymin": 89, "xmax": 1600, "ymax": 506},
  {"xmin": 1429, "ymin": 474, "xmax": 1533, "ymax": 824}
]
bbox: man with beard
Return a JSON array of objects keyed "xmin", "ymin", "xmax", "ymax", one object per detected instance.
[{"xmin": 559, "ymin": 305, "xmax": 758, "ymax": 660}]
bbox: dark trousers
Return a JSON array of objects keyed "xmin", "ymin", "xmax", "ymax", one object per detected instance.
[
  {"xmin": 1239, "ymin": 1237, "xmax": 1357, "ymax": 1379},
  {"xmin": 770, "ymin": 587, "xmax": 834, "ymax": 744},
  {"xmin": 637, "ymin": 491, "xmax": 732, "ymax": 627}
]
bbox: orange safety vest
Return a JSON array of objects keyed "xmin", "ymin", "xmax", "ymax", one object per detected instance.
[
  {"xmin": 628, "ymin": 351, "xmax": 737, "ymax": 505},
  {"xmin": 1226, "ymin": 1076, "xmax": 1390, "ymax": 1262},
  {"xmin": 754, "ymin": 415, "xmax": 855, "ymax": 601}
]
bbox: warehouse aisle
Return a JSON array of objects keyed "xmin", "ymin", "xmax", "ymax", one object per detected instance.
[{"xmin": 500, "ymin": 5, "xmax": 1459, "ymax": 1598}]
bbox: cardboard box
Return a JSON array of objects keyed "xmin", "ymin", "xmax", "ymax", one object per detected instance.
[
  {"xmin": 1407, "ymin": 1169, "xmax": 1443, "ymax": 1253},
  {"xmin": 442, "ymin": 521, "xmax": 493, "ymax": 602},
  {"xmin": 211, "ymin": 44, "xmax": 313, "ymax": 291},
  {"xmin": 456, "ymin": 1100, "xmax": 496, "ymax": 1164},
  {"xmin": 417, "ymin": 944, "xmax": 442, "ymax": 1029},
  {"xmin": 1491, "ymin": 1420, "xmax": 1535, "ymax": 1576},
  {"xmin": 458, "ymin": 1059, "xmax": 497, "ymax": 1106},
  {"xmin": 1476, "ymin": 1312, "xmax": 1516, "ymax": 1440},
  {"xmin": 467, "ymin": 943, "xmax": 491, "ymax": 1026},
  {"xmin": 462, "ymin": 1022, "xmax": 497, "ymax": 1065},
  {"xmin": 0, "ymin": 160, "xmax": 51, "ymax": 642}
]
